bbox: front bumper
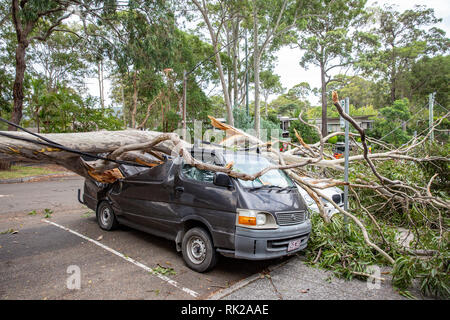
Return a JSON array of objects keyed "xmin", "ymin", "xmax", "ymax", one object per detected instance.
[{"xmin": 223, "ymin": 220, "xmax": 311, "ymax": 260}]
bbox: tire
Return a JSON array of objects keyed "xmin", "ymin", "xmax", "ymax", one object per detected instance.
[
  {"xmin": 96, "ymin": 201, "xmax": 119, "ymax": 231},
  {"xmin": 181, "ymin": 227, "xmax": 218, "ymax": 272}
]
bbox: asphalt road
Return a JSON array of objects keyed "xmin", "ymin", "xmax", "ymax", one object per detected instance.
[{"xmin": 0, "ymin": 176, "xmax": 280, "ymax": 300}]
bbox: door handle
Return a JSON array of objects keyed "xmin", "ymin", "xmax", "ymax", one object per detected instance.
[{"xmin": 175, "ymin": 186, "xmax": 184, "ymax": 193}]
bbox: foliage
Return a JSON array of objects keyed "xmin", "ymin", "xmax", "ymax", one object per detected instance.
[
  {"xmin": 359, "ymin": 4, "xmax": 449, "ymax": 104},
  {"xmin": 288, "ymin": 115, "xmax": 319, "ymax": 144},
  {"xmin": 327, "ymin": 75, "xmax": 381, "ymax": 109},
  {"xmin": 0, "ymin": 165, "xmax": 60, "ymax": 180},
  {"xmin": 23, "ymin": 80, "xmax": 123, "ymax": 133},
  {"xmin": 305, "ymin": 150, "xmax": 449, "ymax": 298},
  {"xmin": 233, "ymin": 106, "xmax": 279, "ymax": 139},
  {"xmin": 307, "ymin": 103, "xmax": 378, "ymax": 119},
  {"xmin": 367, "ymin": 98, "xmax": 411, "ymax": 145},
  {"xmin": 305, "ymin": 213, "xmax": 398, "ymax": 279}
]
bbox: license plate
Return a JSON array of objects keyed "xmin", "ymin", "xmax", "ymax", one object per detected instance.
[{"xmin": 287, "ymin": 239, "xmax": 301, "ymax": 252}]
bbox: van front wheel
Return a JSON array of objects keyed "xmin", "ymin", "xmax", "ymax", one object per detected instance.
[{"xmin": 182, "ymin": 227, "xmax": 217, "ymax": 272}]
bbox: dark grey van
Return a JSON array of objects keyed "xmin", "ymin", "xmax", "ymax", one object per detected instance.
[{"xmin": 80, "ymin": 148, "xmax": 311, "ymax": 272}]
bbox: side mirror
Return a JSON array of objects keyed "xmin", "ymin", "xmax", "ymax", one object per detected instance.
[{"xmin": 213, "ymin": 172, "xmax": 233, "ymax": 188}]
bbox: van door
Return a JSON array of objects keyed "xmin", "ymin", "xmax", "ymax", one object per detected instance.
[
  {"xmin": 109, "ymin": 161, "xmax": 177, "ymax": 239},
  {"xmin": 172, "ymin": 163, "xmax": 238, "ymax": 249}
]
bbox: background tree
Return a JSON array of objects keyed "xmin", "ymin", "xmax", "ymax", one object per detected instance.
[
  {"xmin": 296, "ymin": 0, "xmax": 369, "ymax": 137},
  {"xmin": 360, "ymin": 4, "xmax": 449, "ymax": 105},
  {"xmin": 250, "ymin": 0, "xmax": 301, "ymax": 138},
  {"xmin": 259, "ymin": 69, "xmax": 283, "ymax": 117},
  {"xmin": 191, "ymin": 0, "xmax": 240, "ymax": 126},
  {"xmin": 8, "ymin": 0, "xmax": 74, "ymax": 130}
]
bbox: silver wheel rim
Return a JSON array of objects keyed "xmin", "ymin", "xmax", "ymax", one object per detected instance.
[
  {"xmin": 101, "ymin": 207, "xmax": 111, "ymax": 226},
  {"xmin": 187, "ymin": 236, "xmax": 206, "ymax": 265}
]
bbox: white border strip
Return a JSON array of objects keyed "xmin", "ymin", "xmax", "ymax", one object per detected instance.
[{"xmin": 42, "ymin": 219, "xmax": 199, "ymax": 298}]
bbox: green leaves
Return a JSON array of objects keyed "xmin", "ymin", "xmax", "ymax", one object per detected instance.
[
  {"xmin": 43, "ymin": 208, "xmax": 53, "ymax": 219},
  {"xmin": 152, "ymin": 265, "xmax": 176, "ymax": 276}
]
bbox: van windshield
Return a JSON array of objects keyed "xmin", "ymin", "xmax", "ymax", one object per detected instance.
[{"xmin": 223, "ymin": 153, "xmax": 294, "ymax": 189}]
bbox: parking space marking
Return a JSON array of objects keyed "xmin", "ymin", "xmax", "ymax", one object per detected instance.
[{"xmin": 42, "ymin": 219, "xmax": 199, "ymax": 298}]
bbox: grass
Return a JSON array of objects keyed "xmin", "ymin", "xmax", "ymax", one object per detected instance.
[{"xmin": 0, "ymin": 165, "xmax": 62, "ymax": 180}]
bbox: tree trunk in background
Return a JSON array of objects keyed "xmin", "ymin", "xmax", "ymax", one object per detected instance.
[
  {"xmin": 0, "ymin": 160, "xmax": 11, "ymax": 171},
  {"xmin": 264, "ymin": 93, "xmax": 269, "ymax": 117},
  {"xmin": 253, "ymin": 1, "xmax": 261, "ymax": 139},
  {"xmin": 320, "ymin": 64, "xmax": 328, "ymax": 137},
  {"xmin": 98, "ymin": 61, "xmax": 105, "ymax": 109},
  {"xmin": 9, "ymin": 42, "xmax": 27, "ymax": 131},
  {"xmin": 121, "ymin": 82, "xmax": 127, "ymax": 127},
  {"xmin": 101, "ymin": 60, "xmax": 105, "ymax": 109},
  {"xmin": 232, "ymin": 17, "xmax": 240, "ymax": 107},
  {"xmin": 131, "ymin": 71, "xmax": 138, "ymax": 128}
]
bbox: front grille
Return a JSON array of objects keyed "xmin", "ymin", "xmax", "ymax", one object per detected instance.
[{"xmin": 275, "ymin": 210, "xmax": 306, "ymax": 226}]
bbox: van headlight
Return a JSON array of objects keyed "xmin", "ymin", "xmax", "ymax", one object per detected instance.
[{"xmin": 236, "ymin": 209, "xmax": 278, "ymax": 229}]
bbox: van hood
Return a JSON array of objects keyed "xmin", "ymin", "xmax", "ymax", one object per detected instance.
[{"xmin": 236, "ymin": 186, "xmax": 307, "ymax": 213}]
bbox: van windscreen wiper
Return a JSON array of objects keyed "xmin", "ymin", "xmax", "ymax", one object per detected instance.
[
  {"xmin": 248, "ymin": 185, "xmax": 283, "ymax": 191},
  {"xmin": 276, "ymin": 186, "xmax": 297, "ymax": 193}
]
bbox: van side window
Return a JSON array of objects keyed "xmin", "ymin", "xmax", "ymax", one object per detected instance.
[{"xmin": 182, "ymin": 164, "xmax": 214, "ymax": 183}]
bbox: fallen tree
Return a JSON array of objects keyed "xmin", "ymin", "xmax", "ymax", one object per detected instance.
[{"xmin": 0, "ymin": 91, "xmax": 448, "ymax": 297}]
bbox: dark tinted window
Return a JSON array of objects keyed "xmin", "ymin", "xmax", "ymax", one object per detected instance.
[{"xmin": 182, "ymin": 165, "xmax": 214, "ymax": 183}]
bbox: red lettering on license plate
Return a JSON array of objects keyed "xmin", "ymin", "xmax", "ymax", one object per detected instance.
[{"xmin": 288, "ymin": 239, "xmax": 301, "ymax": 251}]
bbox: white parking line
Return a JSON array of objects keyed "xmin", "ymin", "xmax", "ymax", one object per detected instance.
[{"xmin": 42, "ymin": 219, "xmax": 199, "ymax": 298}]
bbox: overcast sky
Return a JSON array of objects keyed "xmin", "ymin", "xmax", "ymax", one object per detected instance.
[{"xmin": 87, "ymin": 0, "xmax": 450, "ymax": 108}]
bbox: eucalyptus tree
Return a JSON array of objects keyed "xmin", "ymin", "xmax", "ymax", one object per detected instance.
[
  {"xmin": 259, "ymin": 69, "xmax": 283, "ymax": 117},
  {"xmin": 8, "ymin": 0, "xmax": 75, "ymax": 130},
  {"xmin": 360, "ymin": 4, "xmax": 449, "ymax": 104},
  {"xmin": 296, "ymin": 0, "xmax": 369, "ymax": 137},
  {"xmin": 5, "ymin": 0, "xmax": 131, "ymax": 131},
  {"xmin": 29, "ymin": 24, "xmax": 90, "ymax": 93},
  {"xmin": 105, "ymin": 1, "xmax": 177, "ymax": 129},
  {"xmin": 250, "ymin": 0, "xmax": 302, "ymax": 138},
  {"xmin": 191, "ymin": 0, "xmax": 243, "ymax": 126}
]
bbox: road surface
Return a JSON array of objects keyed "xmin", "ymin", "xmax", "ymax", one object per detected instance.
[{"xmin": 0, "ymin": 176, "xmax": 279, "ymax": 299}]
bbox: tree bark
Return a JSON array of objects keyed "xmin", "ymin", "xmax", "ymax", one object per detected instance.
[
  {"xmin": 131, "ymin": 71, "xmax": 138, "ymax": 128},
  {"xmin": 253, "ymin": 1, "xmax": 261, "ymax": 139},
  {"xmin": 9, "ymin": 41, "xmax": 28, "ymax": 131},
  {"xmin": 0, "ymin": 160, "xmax": 11, "ymax": 170},
  {"xmin": 0, "ymin": 130, "xmax": 176, "ymax": 179},
  {"xmin": 232, "ymin": 16, "xmax": 240, "ymax": 107},
  {"xmin": 320, "ymin": 63, "xmax": 328, "ymax": 137},
  {"xmin": 191, "ymin": 0, "xmax": 234, "ymax": 126}
]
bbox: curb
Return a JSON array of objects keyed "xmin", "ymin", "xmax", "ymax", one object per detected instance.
[{"xmin": 0, "ymin": 172, "xmax": 77, "ymax": 184}]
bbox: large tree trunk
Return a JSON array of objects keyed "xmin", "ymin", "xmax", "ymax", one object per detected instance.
[
  {"xmin": 0, "ymin": 130, "xmax": 177, "ymax": 179},
  {"xmin": 9, "ymin": 42, "xmax": 28, "ymax": 131}
]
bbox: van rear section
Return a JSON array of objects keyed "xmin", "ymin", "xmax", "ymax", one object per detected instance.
[{"xmin": 81, "ymin": 179, "xmax": 109, "ymax": 211}]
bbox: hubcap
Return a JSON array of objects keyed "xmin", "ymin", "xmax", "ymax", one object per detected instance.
[
  {"xmin": 101, "ymin": 207, "xmax": 111, "ymax": 226},
  {"xmin": 187, "ymin": 236, "xmax": 206, "ymax": 264}
]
